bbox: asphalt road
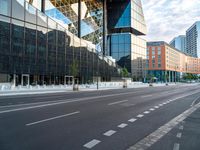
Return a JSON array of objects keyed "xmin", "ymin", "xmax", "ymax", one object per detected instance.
[{"xmin": 0, "ymin": 84, "xmax": 200, "ymax": 150}]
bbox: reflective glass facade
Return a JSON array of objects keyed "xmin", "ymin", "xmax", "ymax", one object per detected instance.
[
  {"xmin": 186, "ymin": 21, "xmax": 200, "ymax": 58},
  {"xmin": 107, "ymin": 0, "xmax": 147, "ymax": 80},
  {"xmin": 170, "ymin": 35, "xmax": 186, "ymax": 53},
  {"xmin": 0, "ymin": 0, "xmax": 120, "ymax": 85}
]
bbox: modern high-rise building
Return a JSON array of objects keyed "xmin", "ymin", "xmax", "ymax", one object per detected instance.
[
  {"xmin": 107, "ymin": 0, "xmax": 147, "ymax": 80},
  {"xmin": 0, "ymin": 0, "xmax": 147, "ymax": 86},
  {"xmin": 170, "ymin": 35, "xmax": 186, "ymax": 53},
  {"xmin": 186, "ymin": 21, "xmax": 200, "ymax": 58}
]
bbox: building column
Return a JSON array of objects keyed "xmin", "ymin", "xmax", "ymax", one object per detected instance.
[
  {"xmin": 78, "ymin": 0, "xmax": 81, "ymax": 38},
  {"xmin": 13, "ymin": 74, "xmax": 16, "ymax": 87},
  {"xmin": 168, "ymin": 71, "xmax": 171, "ymax": 82},
  {"xmin": 41, "ymin": 0, "xmax": 45, "ymax": 13},
  {"xmin": 103, "ymin": 0, "xmax": 107, "ymax": 56}
]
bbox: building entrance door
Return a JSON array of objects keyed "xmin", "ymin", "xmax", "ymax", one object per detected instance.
[
  {"xmin": 64, "ymin": 76, "xmax": 73, "ymax": 85},
  {"xmin": 21, "ymin": 74, "xmax": 30, "ymax": 86}
]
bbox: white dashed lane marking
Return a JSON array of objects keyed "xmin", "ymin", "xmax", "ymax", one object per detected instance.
[
  {"xmin": 137, "ymin": 114, "xmax": 144, "ymax": 118},
  {"xmin": 128, "ymin": 118, "xmax": 137, "ymax": 123},
  {"xmin": 103, "ymin": 130, "xmax": 116, "ymax": 136},
  {"xmin": 118, "ymin": 123, "xmax": 128, "ymax": 128},
  {"xmin": 149, "ymin": 108, "xmax": 155, "ymax": 111},
  {"xmin": 143, "ymin": 111, "xmax": 150, "ymax": 114},
  {"xmin": 173, "ymin": 143, "xmax": 180, "ymax": 150},
  {"xmin": 176, "ymin": 133, "xmax": 182, "ymax": 138},
  {"xmin": 154, "ymin": 106, "xmax": 159, "ymax": 108},
  {"xmin": 83, "ymin": 139, "xmax": 101, "ymax": 149}
]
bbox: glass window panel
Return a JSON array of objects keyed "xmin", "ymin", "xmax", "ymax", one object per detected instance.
[
  {"xmin": 119, "ymin": 35, "xmax": 125, "ymax": 44},
  {"xmin": 0, "ymin": 0, "xmax": 11, "ymax": 16},
  {"xmin": 111, "ymin": 44, "xmax": 118, "ymax": 53},
  {"xmin": 0, "ymin": 16, "xmax": 10, "ymax": 37},
  {"xmin": 124, "ymin": 44, "xmax": 130, "ymax": 52},
  {"xmin": 25, "ymin": 23, "xmax": 36, "ymax": 57},
  {"xmin": 12, "ymin": 19, "xmax": 24, "ymax": 55},
  {"xmin": 118, "ymin": 44, "xmax": 124, "ymax": 52},
  {"xmin": 37, "ymin": 10, "xmax": 47, "ymax": 27},
  {"xmin": 25, "ymin": 2, "xmax": 36, "ymax": 24},
  {"xmin": 12, "ymin": 0, "xmax": 24, "ymax": 20},
  {"xmin": 111, "ymin": 35, "xmax": 118, "ymax": 44},
  {"xmin": 48, "ymin": 18, "xmax": 57, "ymax": 29}
]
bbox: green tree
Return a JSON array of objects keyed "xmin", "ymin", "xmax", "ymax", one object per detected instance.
[
  {"xmin": 121, "ymin": 67, "xmax": 129, "ymax": 77},
  {"xmin": 146, "ymin": 74, "xmax": 154, "ymax": 83}
]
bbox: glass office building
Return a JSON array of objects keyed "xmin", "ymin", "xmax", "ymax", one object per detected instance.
[
  {"xmin": 107, "ymin": 0, "xmax": 147, "ymax": 80},
  {"xmin": 0, "ymin": 0, "xmax": 147, "ymax": 86},
  {"xmin": 0, "ymin": 0, "xmax": 121, "ymax": 86},
  {"xmin": 186, "ymin": 21, "xmax": 200, "ymax": 58},
  {"xmin": 170, "ymin": 35, "xmax": 186, "ymax": 53}
]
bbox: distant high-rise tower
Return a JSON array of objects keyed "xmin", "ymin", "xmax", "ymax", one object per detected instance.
[
  {"xmin": 186, "ymin": 21, "xmax": 200, "ymax": 58},
  {"xmin": 170, "ymin": 35, "xmax": 186, "ymax": 53}
]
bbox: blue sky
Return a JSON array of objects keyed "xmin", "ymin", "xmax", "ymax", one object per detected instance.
[{"xmin": 142, "ymin": 0, "xmax": 200, "ymax": 42}]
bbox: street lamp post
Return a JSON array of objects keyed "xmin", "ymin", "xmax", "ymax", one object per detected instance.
[{"xmin": 96, "ymin": 53, "xmax": 99, "ymax": 90}]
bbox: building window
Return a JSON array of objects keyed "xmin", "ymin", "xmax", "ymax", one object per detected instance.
[{"xmin": 0, "ymin": 0, "xmax": 11, "ymax": 16}]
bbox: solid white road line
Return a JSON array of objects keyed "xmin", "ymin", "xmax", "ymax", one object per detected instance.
[
  {"xmin": 0, "ymin": 91, "xmax": 140, "ymax": 114},
  {"xmin": 141, "ymin": 95, "xmax": 152, "ymax": 98},
  {"xmin": 103, "ymin": 130, "xmax": 116, "ymax": 136},
  {"xmin": 128, "ymin": 118, "xmax": 137, "ymax": 123},
  {"xmin": 108, "ymin": 100, "xmax": 128, "ymax": 106},
  {"xmin": 143, "ymin": 111, "xmax": 150, "ymax": 114},
  {"xmin": 83, "ymin": 139, "xmax": 101, "ymax": 149},
  {"xmin": 137, "ymin": 114, "xmax": 144, "ymax": 118},
  {"xmin": 127, "ymin": 99, "xmax": 200, "ymax": 150},
  {"xmin": 118, "ymin": 123, "xmax": 128, "ymax": 128},
  {"xmin": 173, "ymin": 143, "xmax": 180, "ymax": 150},
  {"xmin": 26, "ymin": 111, "xmax": 80, "ymax": 126},
  {"xmin": 191, "ymin": 96, "xmax": 200, "ymax": 106},
  {"xmin": 176, "ymin": 133, "xmax": 182, "ymax": 138}
]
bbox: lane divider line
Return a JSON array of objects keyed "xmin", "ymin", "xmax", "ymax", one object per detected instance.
[
  {"xmin": 103, "ymin": 130, "xmax": 116, "ymax": 136},
  {"xmin": 173, "ymin": 143, "xmax": 180, "ymax": 150},
  {"xmin": 108, "ymin": 100, "xmax": 128, "ymax": 106},
  {"xmin": 137, "ymin": 114, "xmax": 144, "ymax": 118},
  {"xmin": 83, "ymin": 139, "xmax": 101, "ymax": 149},
  {"xmin": 127, "ymin": 98, "xmax": 200, "ymax": 150},
  {"xmin": 143, "ymin": 111, "xmax": 150, "ymax": 114},
  {"xmin": 128, "ymin": 118, "xmax": 137, "ymax": 123},
  {"xmin": 118, "ymin": 123, "xmax": 128, "ymax": 128},
  {"xmin": 26, "ymin": 111, "xmax": 80, "ymax": 126},
  {"xmin": 176, "ymin": 133, "xmax": 182, "ymax": 138}
]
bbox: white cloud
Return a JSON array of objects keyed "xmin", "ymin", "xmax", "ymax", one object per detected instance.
[{"xmin": 142, "ymin": 0, "xmax": 200, "ymax": 43}]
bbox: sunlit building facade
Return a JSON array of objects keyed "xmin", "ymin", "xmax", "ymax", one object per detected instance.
[
  {"xmin": 147, "ymin": 41, "xmax": 200, "ymax": 82},
  {"xmin": 0, "ymin": 0, "xmax": 147, "ymax": 85},
  {"xmin": 107, "ymin": 0, "xmax": 147, "ymax": 80}
]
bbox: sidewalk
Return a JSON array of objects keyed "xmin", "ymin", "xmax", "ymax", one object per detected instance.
[{"xmin": 0, "ymin": 82, "xmax": 187, "ymax": 96}]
